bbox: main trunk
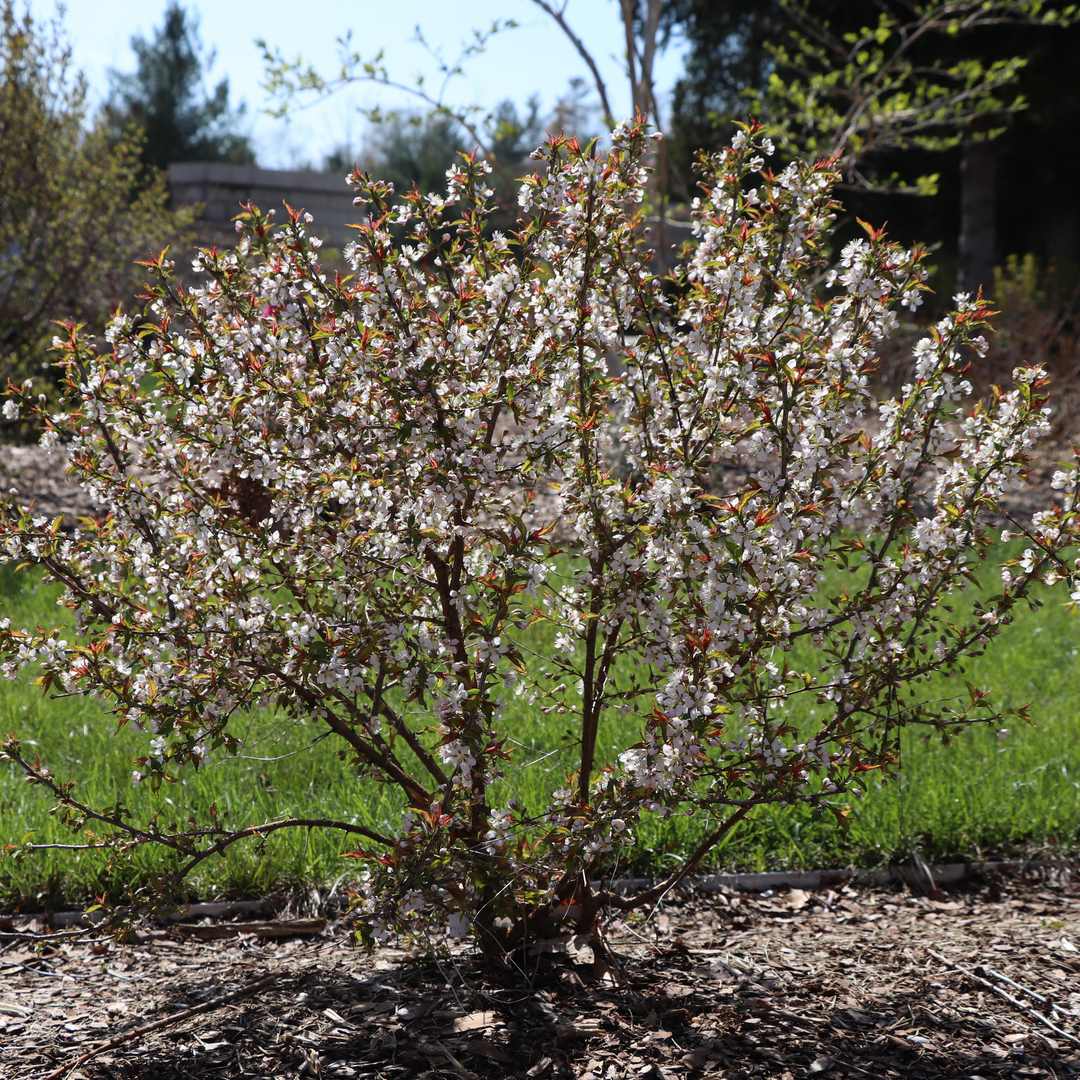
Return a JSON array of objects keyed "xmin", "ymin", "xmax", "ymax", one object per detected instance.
[{"xmin": 958, "ymin": 133, "xmax": 997, "ymax": 297}]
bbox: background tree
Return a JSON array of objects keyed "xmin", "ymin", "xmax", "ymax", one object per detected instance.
[
  {"xmin": 0, "ymin": 0, "xmax": 190, "ymax": 442},
  {"xmin": 992, "ymin": 19, "xmax": 1080, "ymax": 276},
  {"xmin": 260, "ymin": 20, "xmax": 517, "ymax": 191},
  {"xmin": 546, "ymin": 77, "xmax": 598, "ymax": 139},
  {"xmin": 361, "ymin": 98, "xmax": 546, "ymax": 195},
  {"xmin": 486, "ymin": 94, "xmax": 544, "ymax": 163},
  {"xmin": 663, "ymin": 0, "xmax": 1075, "ymax": 297},
  {"xmin": 106, "ymin": 1, "xmax": 254, "ymax": 172},
  {"xmin": 661, "ymin": 0, "xmax": 786, "ymax": 187},
  {"xmin": 757, "ymin": 0, "xmax": 1073, "ymax": 297},
  {"xmin": 318, "ymin": 98, "xmax": 544, "ymax": 242},
  {"xmin": 531, "ymin": 0, "xmax": 681, "ymax": 262},
  {"xmin": 362, "ymin": 112, "xmax": 468, "ymax": 198},
  {"xmin": 260, "ymin": 5, "xmax": 667, "ymax": 204}
]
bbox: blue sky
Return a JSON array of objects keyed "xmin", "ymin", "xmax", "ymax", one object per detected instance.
[{"xmin": 28, "ymin": 0, "xmax": 689, "ymax": 169}]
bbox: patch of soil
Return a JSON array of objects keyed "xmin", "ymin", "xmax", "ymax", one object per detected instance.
[{"xmin": 3, "ymin": 871, "xmax": 1079, "ymax": 1080}]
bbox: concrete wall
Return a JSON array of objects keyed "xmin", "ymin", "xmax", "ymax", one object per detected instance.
[{"xmin": 168, "ymin": 162, "xmax": 363, "ymax": 250}]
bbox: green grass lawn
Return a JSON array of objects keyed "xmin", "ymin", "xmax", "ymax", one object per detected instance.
[{"xmin": 1, "ymin": 545, "xmax": 1078, "ymax": 910}]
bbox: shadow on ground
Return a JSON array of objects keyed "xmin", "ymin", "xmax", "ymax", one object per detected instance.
[{"xmin": 4, "ymin": 872, "xmax": 1079, "ymax": 1079}]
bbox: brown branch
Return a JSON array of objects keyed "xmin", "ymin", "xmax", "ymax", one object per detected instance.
[
  {"xmin": 314, "ymin": 702, "xmax": 431, "ymax": 808},
  {"xmin": 639, "ymin": 0, "xmax": 662, "ymax": 122},
  {"xmin": 597, "ymin": 803, "xmax": 754, "ymax": 912},
  {"xmin": 375, "ymin": 697, "xmax": 450, "ymax": 789},
  {"xmin": 620, "ymin": 0, "xmax": 641, "ymax": 115},
  {"xmin": 2, "ymin": 744, "xmax": 196, "ymax": 858},
  {"xmin": 41, "ymin": 974, "xmax": 279, "ymax": 1080},
  {"xmin": 332, "ymin": 666, "xmax": 448, "ymax": 791},
  {"xmin": 577, "ymin": 573, "xmax": 606, "ymax": 806},
  {"xmin": 177, "ymin": 816, "xmax": 393, "ymax": 880},
  {"xmin": 240, "ymin": 661, "xmax": 431, "ymax": 808},
  {"xmin": 0, "ymin": 924, "xmax": 122, "ymax": 943},
  {"xmin": 531, "ymin": 0, "xmax": 614, "ymax": 125}
]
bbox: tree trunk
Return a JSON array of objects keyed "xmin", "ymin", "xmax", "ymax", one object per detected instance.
[{"xmin": 958, "ymin": 131, "xmax": 997, "ymax": 297}]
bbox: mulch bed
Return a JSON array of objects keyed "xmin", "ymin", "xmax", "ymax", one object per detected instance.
[{"xmin": 2, "ymin": 869, "xmax": 1079, "ymax": 1080}]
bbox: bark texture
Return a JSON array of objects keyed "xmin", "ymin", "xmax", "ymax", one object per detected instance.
[{"xmin": 960, "ymin": 132, "xmax": 998, "ymax": 296}]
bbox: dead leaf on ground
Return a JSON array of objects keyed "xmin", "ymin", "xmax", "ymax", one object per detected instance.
[
  {"xmin": 784, "ymin": 888, "xmax": 810, "ymax": 911},
  {"xmin": 453, "ymin": 1010, "xmax": 498, "ymax": 1032},
  {"xmin": 463, "ymin": 1038, "xmax": 511, "ymax": 1061}
]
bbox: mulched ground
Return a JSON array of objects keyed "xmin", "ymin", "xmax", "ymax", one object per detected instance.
[{"xmin": 2, "ymin": 869, "xmax": 1079, "ymax": 1080}]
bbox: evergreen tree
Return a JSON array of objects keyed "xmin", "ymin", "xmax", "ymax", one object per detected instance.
[
  {"xmin": 364, "ymin": 112, "xmax": 468, "ymax": 198},
  {"xmin": 661, "ymin": 0, "xmax": 784, "ymax": 187},
  {"xmin": 358, "ymin": 99, "xmax": 546, "ymax": 221},
  {"xmin": 107, "ymin": 2, "xmax": 254, "ymax": 171},
  {"xmin": 486, "ymin": 95, "xmax": 543, "ymax": 165}
]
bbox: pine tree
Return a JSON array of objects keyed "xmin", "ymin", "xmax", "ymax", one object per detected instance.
[{"xmin": 106, "ymin": 1, "xmax": 255, "ymax": 171}]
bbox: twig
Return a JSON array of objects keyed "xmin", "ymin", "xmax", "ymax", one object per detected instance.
[
  {"xmin": 982, "ymin": 964, "xmax": 1080, "ymax": 1019},
  {"xmin": 530, "ymin": 0, "xmax": 613, "ymax": 125},
  {"xmin": 0, "ymin": 923, "xmax": 121, "ymax": 943},
  {"xmin": 40, "ymin": 973, "xmax": 278, "ymax": 1080},
  {"xmin": 829, "ymin": 1060, "xmax": 888, "ymax": 1079},
  {"xmin": 926, "ymin": 948, "xmax": 1080, "ymax": 1047}
]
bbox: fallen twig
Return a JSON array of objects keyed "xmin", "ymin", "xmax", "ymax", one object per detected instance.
[
  {"xmin": 831, "ymin": 1061, "xmax": 888, "ymax": 1080},
  {"xmin": 926, "ymin": 948, "xmax": 1080, "ymax": 1047},
  {"xmin": 981, "ymin": 964, "xmax": 1080, "ymax": 1019},
  {"xmin": 173, "ymin": 918, "xmax": 327, "ymax": 940},
  {"xmin": 0, "ymin": 923, "xmax": 119, "ymax": 943},
  {"xmin": 39, "ymin": 973, "xmax": 278, "ymax": 1080}
]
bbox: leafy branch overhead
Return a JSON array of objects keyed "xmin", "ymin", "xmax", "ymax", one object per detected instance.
[
  {"xmin": 755, "ymin": 0, "xmax": 1075, "ymax": 194},
  {"xmin": 257, "ymin": 20, "xmax": 522, "ymax": 189}
]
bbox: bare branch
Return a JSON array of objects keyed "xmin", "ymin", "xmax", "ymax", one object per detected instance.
[{"xmin": 531, "ymin": 0, "xmax": 614, "ymax": 125}]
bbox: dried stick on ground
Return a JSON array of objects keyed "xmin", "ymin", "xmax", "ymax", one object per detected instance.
[
  {"xmin": 40, "ymin": 974, "xmax": 279, "ymax": 1080},
  {"xmin": 926, "ymin": 948, "xmax": 1080, "ymax": 1047},
  {"xmin": 982, "ymin": 964, "xmax": 1080, "ymax": 1020}
]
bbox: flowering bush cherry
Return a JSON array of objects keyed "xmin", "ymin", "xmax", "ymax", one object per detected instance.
[{"xmin": 2, "ymin": 119, "xmax": 1077, "ymax": 951}]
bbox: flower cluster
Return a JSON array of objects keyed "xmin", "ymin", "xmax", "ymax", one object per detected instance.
[{"xmin": 1, "ymin": 119, "xmax": 1075, "ymax": 950}]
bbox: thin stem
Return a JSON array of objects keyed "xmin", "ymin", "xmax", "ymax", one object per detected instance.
[
  {"xmin": 577, "ymin": 573, "xmax": 604, "ymax": 806},
  {"xmin": 176, "ymin": 817, "xmax": 392, "ymax": 879},
  {"xmin": 598, "ymin": 804, "xmax": 753, "ymax": 912},
  {"xmin": 532, "ymin": 0, "xmax": 614, "ymax": 126},
  {"xmin": 3, "ymin": 745, "xmax": 196, "ymax": 858}
]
